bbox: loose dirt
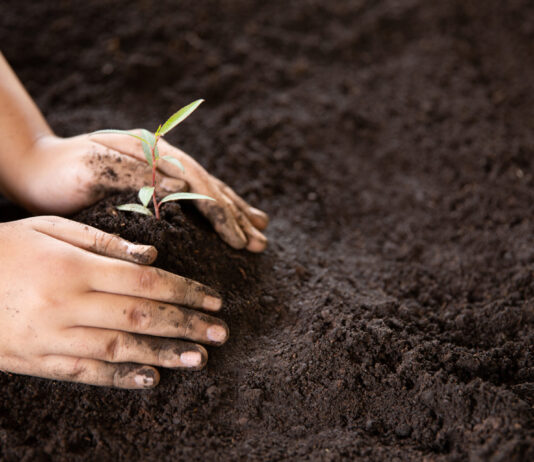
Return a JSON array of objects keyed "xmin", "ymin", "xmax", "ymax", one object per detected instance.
[{"xmin": 1, "ymin": 0, "xmax": 533, "ymax": 460}]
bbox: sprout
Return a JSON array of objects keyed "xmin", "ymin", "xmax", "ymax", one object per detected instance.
[{"xmin": 93, "ymin": 99, "xmax": 214, "ymax": 218}]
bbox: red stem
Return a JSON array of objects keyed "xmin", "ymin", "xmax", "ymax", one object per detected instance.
[{"xmin": 151, "ymin": 137, "xmax": 160, "ymax": 219}]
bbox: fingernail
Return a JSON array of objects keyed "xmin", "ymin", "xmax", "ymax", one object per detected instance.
[
  {"xmin": 207, "ymin": 325, "xmax": 228, "ymax": 343},
  {"xmin": 160, "ymin": 177, "xmax": 186, "ymax": 193},
  {"xmin": 180, "ymin": 351, "xmax": 203, "ymax": 367},
  {"xmin": 134, "ymin": 374, "xmax": 154, "ymax": 388},
  {"xmin": 203, "ymin": 295, "xmax": 222, "ymax": 311}
]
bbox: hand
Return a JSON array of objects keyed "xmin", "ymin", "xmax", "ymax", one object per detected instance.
[
  {"xmin": 0, "ymin": 216, "xmax": 229, "ymax": 389},
  {"xmin": 17, "ymin": 134, "xmax": 268, "ymax": 252}
]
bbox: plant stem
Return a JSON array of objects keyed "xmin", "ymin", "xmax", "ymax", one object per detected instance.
[{"xmin": 151, "ymin": 137, "xmax": 160, "ymax": 219}]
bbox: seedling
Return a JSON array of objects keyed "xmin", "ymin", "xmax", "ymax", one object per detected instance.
[{"xmin": 93, "ymin": 99, "xmax": 214, "ymax": 219}]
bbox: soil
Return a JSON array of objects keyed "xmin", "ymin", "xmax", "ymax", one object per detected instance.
[{"xmin": 1, "ymin": 0, "xmax": 534, "ymax": 460}]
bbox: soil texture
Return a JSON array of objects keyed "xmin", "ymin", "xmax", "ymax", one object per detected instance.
[{"xmin": 1, "ymin": 0, "xmax": 534, "ymax": 460}]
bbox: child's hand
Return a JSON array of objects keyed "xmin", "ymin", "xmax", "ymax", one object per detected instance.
[
  {"xmin": 0, "ymin": 216, "xmax": 229, "ymax": 389},
  {"xmin": 0, "ymin": 54, "xmax": 267, "ymax": 251},
  {"xmin": 16, "ymin": 134, "xmax": 268, "ymax": 252}
]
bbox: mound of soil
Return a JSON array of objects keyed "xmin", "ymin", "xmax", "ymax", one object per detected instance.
[{"xmin": 1, "ymin": 0, "xmax": 533, "ymax": 460}]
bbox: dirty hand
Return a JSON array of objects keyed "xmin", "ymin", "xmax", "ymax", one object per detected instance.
[
  {"xmin": 0, "ymin": 216, "xmax": 229, "ymax": 389},
  {"xmin": 0, "ymin": 54, "xmax": 267, "ymax": 252},
  {"xmin": 15, "ymin": 134, "xmax": 269, "ymax": 252}
]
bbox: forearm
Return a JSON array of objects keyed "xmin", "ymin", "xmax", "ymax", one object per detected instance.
[{"xmin": 0, "ymin": 52, "xmax": 53, "ymax": 201}]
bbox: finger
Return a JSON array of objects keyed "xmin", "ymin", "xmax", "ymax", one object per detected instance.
[
  {"xmin": 221, "ymin": 192, "xmax": 268, "ymax": 253},
  {"xmin": 92, "ymin": 133, "xmax": 250, "ymax": 249},
  {"xmin": 87, "ymin": 257, "xmax": 222, "ymax": 311},
  {"xmin": 154, "ymin": 141, "xmax": 250, "ymax": 249},
  {"xmin": 8, "ymin": 355, "xmax": 159, "ymax": 389},
  {"xmin": 211, "ymin": 176, "xmax": 269, "ymax": 230},
  {"xmin": 195, "ymin": 198, "xmax": 248, "ymax": 249},
  {"xmin": 32, "ymin": 216, "xmax": 157, "ymax": 265},
  {"xmin": 53, "ymin": 328, "xmax": 208, "ymax": 370},
  {"xmin": 72, "ymin": 293, "xmax": 229, "ymax": 345}
]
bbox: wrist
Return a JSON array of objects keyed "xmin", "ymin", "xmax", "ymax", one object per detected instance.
[{"xmin": 2, "ymin": 134, "xmax": 60, "ymax": 212}]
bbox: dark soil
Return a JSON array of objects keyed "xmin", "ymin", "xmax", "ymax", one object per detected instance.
[{"xmin": 1, "ymin": 0, "xmax": 534, "ymax": 460}]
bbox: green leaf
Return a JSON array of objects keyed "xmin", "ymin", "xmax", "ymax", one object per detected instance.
[
  {"xmin": 160, "ymin": 192, "xmax": 215, "ymax": 204},
  {"xmin": 140, "ymin": 129, "xmax": 156, "ymax": 166},
  {"xmin": 138, "ymin": 186, "xmax": 155, "ymax": 207},
  {"xmin": 141, "ymin": 129, "xmax": 156, "ymax": 147},
  {"xmin": 91, "ymin": 129, "xmax": 149, "ymax": 144},
  {"xmin": 92, "ymin": 129, "xmax": 154, "ymax": 165},
  {"xmin": 141, "ymin": 141, "xmax": 153, "ymax": 166},
  {"xmin": 161, "ymin": 155, "xmax": 185, "ymax": 172},
  {"xmin": 159, "ymin": 99, "xmax": 204, "ymax": 136},
  {"xmin": 116, "ymin": 204, "xmax": 153, "ymax": 216}
]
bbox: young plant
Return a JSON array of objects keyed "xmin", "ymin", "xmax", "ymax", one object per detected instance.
[{"xmin": 93, "ymin": 99, "xmax": 214, "ymax": 219}]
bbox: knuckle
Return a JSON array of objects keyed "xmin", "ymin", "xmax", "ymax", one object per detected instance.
[
  {"xmin": 105, "ymin": 333, "xmax": 124, "ymax": 362},
  {"xmin": 112, "ymin": 363, "xmax": 138, "ymax": 388},
  {"xmin": 155, "ymin": 342, "xmax": 167, "ymax": 365},
  {"xmin": 137, "ymin": 268, "xmax": 157, "ymax": 290},
  {"xmin": 35, "ymin": 293, "xmax": 62, "ymax": 318},
  {"xmin": 181, "ymin": 309, "xmax": 195, "ymax": 338},
  {"xmin": 66, "ymin": 358, "xmax": 87, "ymax": 381},
  {"xmin": 183, "ymin": 280, "xmax": 195, "ymax": 305},
  {"xmin": 127, "ymin": 301, "xmax": 153, "ymax": 331},
  {"xmin": 180, "ymin": 280, "xmax": 204, "ymax": 307},
  {"xmin": 93, "ymin": 230, "xmax": 117, "ymax": 254}
]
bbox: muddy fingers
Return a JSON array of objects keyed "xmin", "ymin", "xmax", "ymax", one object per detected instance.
[
  {"xmin": 72, "ymin": 293, "xmax": 229, "ymax": 345},
  {"xmin": 196, "ymin": 199, "xmax": 248, "ymax": 249},
  {"xmin": 220, "ymin": 192, "xmax": 268, "ymax": 252},
  {"xmin": 0, "ymin": 217, "xmax": 229, "ymax": 389},
  {"xmin": 51, "ymin": 328, "xmax": 209, "ymax": 370},
  {"xmin": 212, "ymin": 175, "xmax": 269, "ymax": 231},
  {"xmin": 31, "ymin": 216, "xmax": 157, "ymax": 265},
  {"xmin": 90, "ymin": 132, "xmax": 268, "ymax": 251},
  {"xmin": 87, "ymin": 259, "xmax": 222, "ymax": 311},
  {"xmin": 43, "ymin": 357, "xmax": 160, "ymax": 389}
]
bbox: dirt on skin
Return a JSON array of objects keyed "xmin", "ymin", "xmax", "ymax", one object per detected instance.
[{"xmin": 1, "ymin": 0, "xmax": 534, "ymax": 460}]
